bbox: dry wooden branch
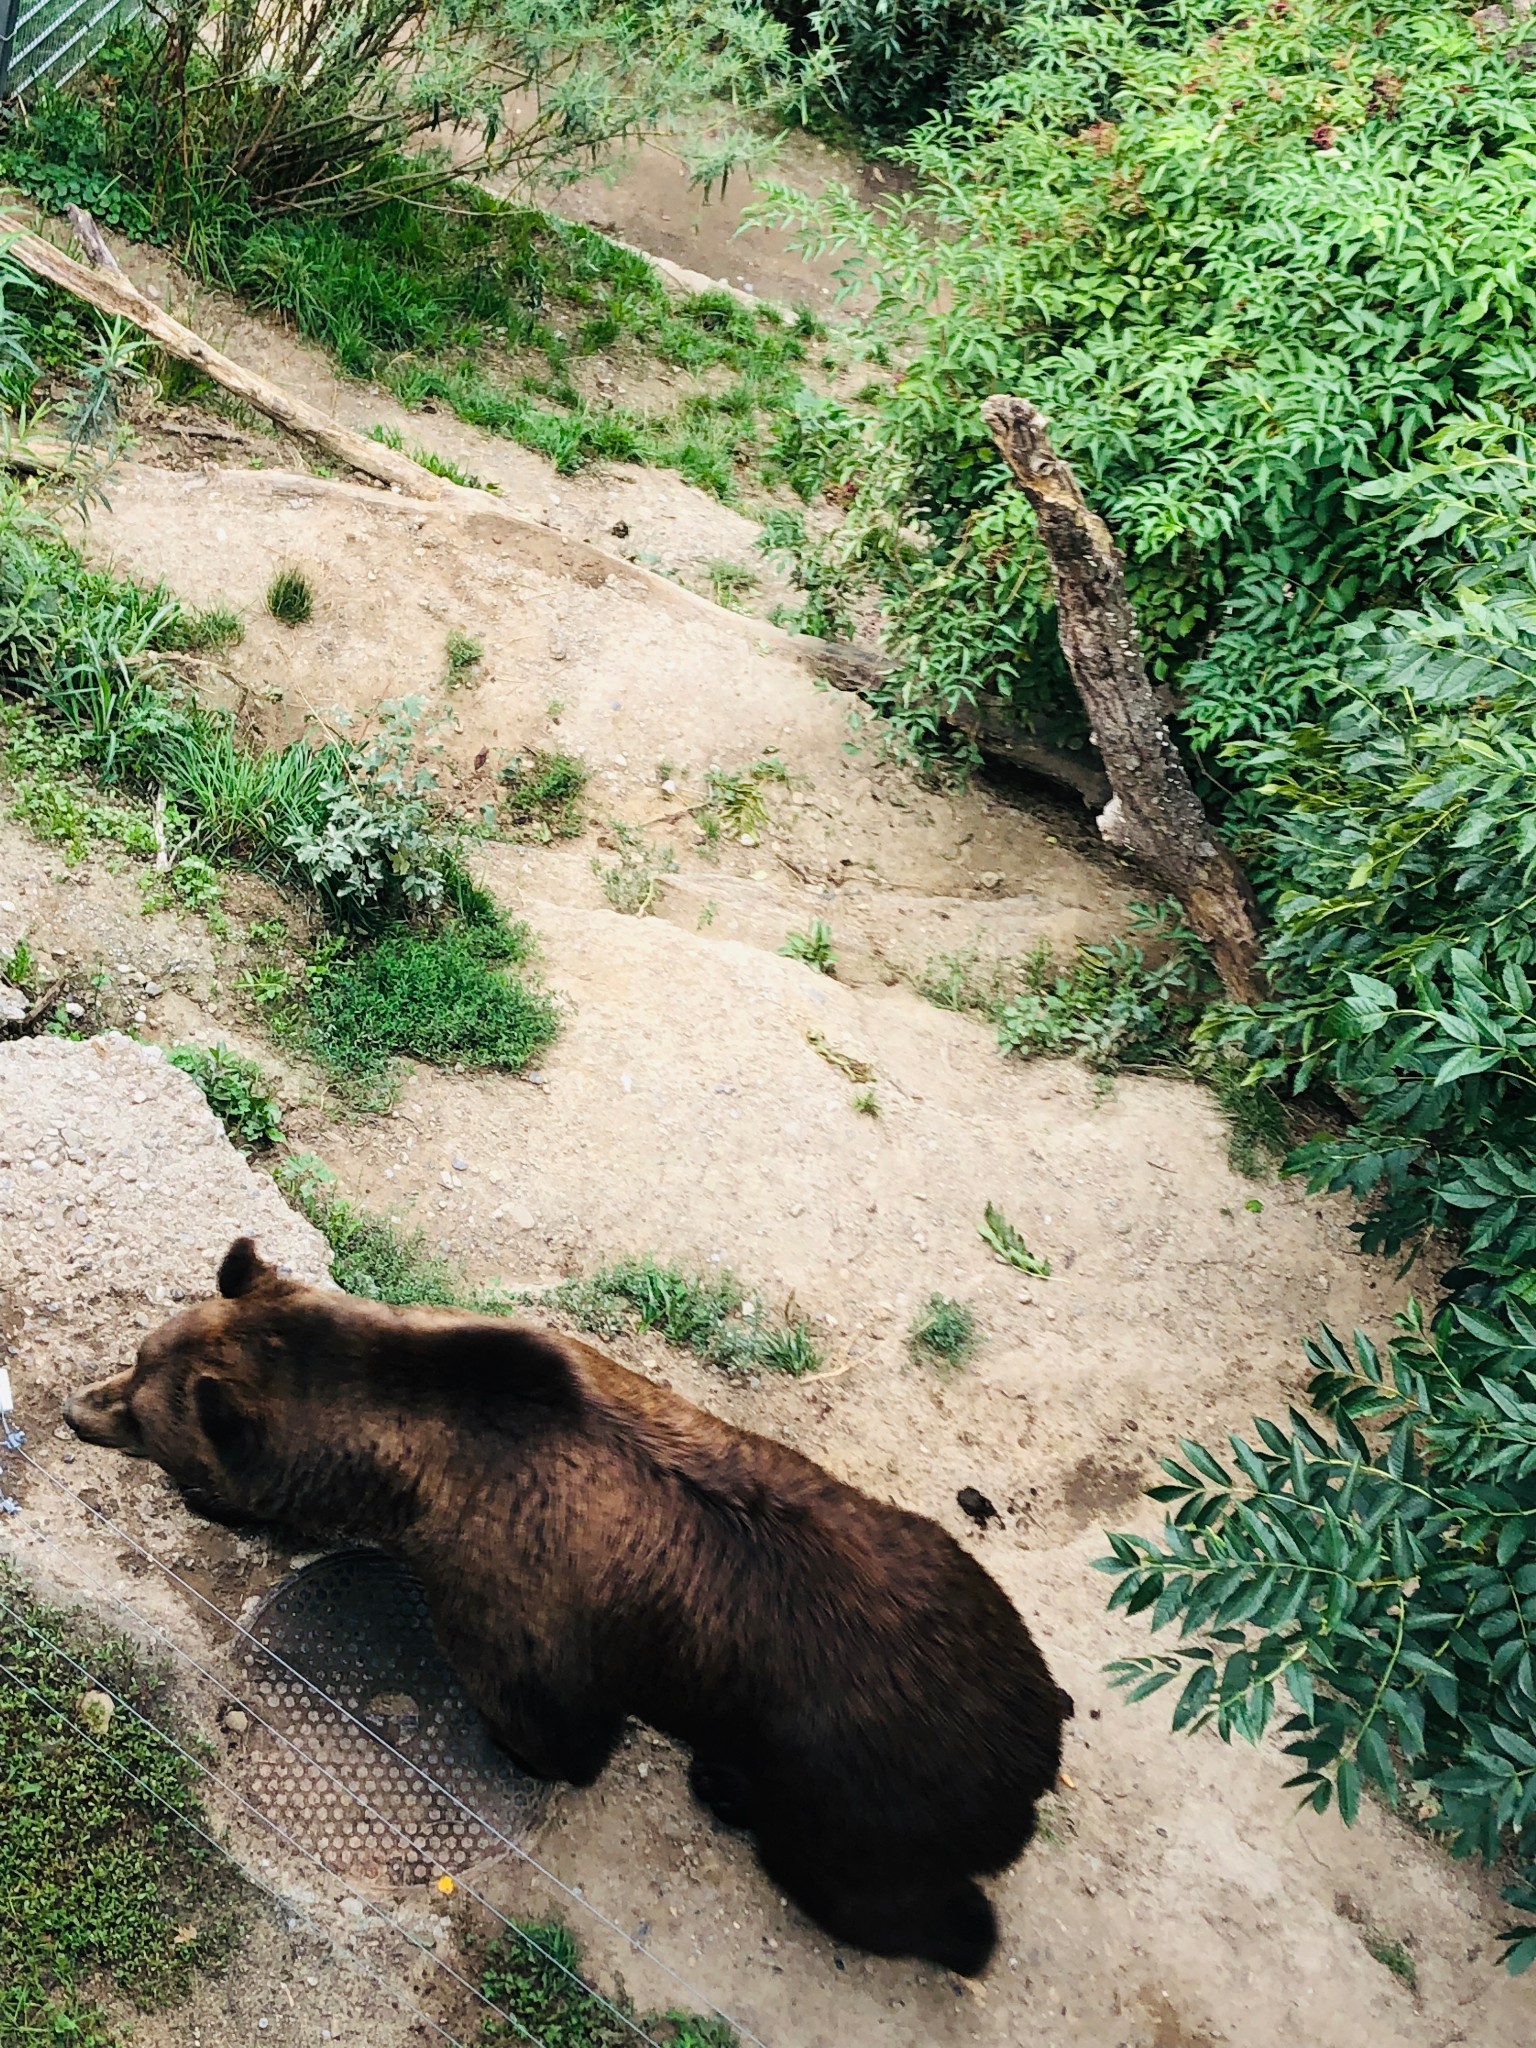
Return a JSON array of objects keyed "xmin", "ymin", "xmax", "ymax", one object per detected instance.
[
  {"xmin": 3, "ymin": 213, "xmax": 440, "ymax": 498},
  {"xmin": 981, "ymin": 394, "xmax": 1265, "ymax": 1000}
]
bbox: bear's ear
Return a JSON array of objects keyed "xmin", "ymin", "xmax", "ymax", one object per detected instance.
[
  {"xmin": 194, "ymin": 1375, "xmax": 261, "ymax": 1472},
  {"xmin": 217, "ymin": 1237, "xmax": 272, "ymax": 1299}
]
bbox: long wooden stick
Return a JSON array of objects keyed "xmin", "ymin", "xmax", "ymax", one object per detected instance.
[
  {"xmin": 982, "ymin": 394, "xmax": 1264, "ymax": 999},
  {"xmin": 3, "ymin": 213, "xmax": 442, "ymax": 499}
]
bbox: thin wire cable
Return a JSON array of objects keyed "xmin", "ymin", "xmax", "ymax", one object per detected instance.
[
  {"xmin": 12, "ymin": 1439, "xmax": 769, "ymax": 2047},
  {"xmin": 5, "ymin": 1512, "xmax": 672, "ymax": 2048},
  {"xmin": 0, "ymin": 1646, "xmax": 487, "ymax": 2048},
  {"xmin": 0, "ymin": 1591, "xmax": 663, "ymax": 2048}
]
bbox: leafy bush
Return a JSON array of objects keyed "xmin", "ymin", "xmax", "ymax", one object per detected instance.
[
  {"xmin": 0, "ymin": 1566, "xmax": 240, "ymax": 2045},
  {"xmin": 779, "ymin": 919, "xmax": 836, "ymax": 973},
  {"xmin": 168, "ymin": 1042, "xmax": 285, "ymax": 1148},
  {"xmin": 763, "ymin": 0, "xmax": 1536, "ymax": 778},
  {"xmin": 303, "ymin": 919, "xmax": 558, "ymax": 1097},
  {"xmin": 1099, "ymin": 1311, "xmax": 1536, "ymax": 1973}
]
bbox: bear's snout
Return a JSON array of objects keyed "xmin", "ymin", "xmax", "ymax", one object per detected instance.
[{"xmin": 64, "ymin": 1372, "xmax": 143, "ymax": 1453}]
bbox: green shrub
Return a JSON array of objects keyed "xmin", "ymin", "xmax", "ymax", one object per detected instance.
[
  {"xmin": 444, "ymin": 629, "xmax": 483, "ymax": 688},
  {"xmin": 908, "ymin": 1293, "xmax": 977, "ymax": 1366},
  {"xmin": 593, "ymin": 821, "xmax": 676, "ymax": 915},
  {"xmin": 1099, "ymin": 1309, "xmax": 1536, "ymax": 1974},
  {"xmin": 763, "ymin": 0, "xmax": 1536, "ymax": 780},
  {"xmin": 168, "ymin": 1041, "xmax": 285, "ymax": 1149},
  {"xmin": 0, "ymin": 1566, "xmax": 241, "ymax": 2045},
  {"xmin": 303, "ymin": 921, "xmax": 558, "ymax": 1098}
]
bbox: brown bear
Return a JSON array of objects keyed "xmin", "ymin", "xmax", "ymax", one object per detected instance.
[{"xmin": 66, "ymin": 1237, "xmax": 1070, "ymax": 1976}]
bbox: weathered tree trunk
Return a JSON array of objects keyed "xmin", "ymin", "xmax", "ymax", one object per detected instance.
[
  {"xmin": 981, "ymin": 394, "xmax": 1265, "ymax": 1001},
  {"xmin": 6, "ymin": 212, "xmax": 441, "ymax": 498}
]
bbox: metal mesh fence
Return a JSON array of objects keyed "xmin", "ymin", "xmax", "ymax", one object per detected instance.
[{"xmin": 0, "ymin": 0, "xmax": 140, "ymax": 96}]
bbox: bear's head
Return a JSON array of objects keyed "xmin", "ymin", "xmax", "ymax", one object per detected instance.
[
  {"xmin": 65, "ymin": 1236, "xmax": 583, "ymax": 1536},
  {"xmin": 63, "ymin": 1236, "xmax": 322, "ymax": 1527}
]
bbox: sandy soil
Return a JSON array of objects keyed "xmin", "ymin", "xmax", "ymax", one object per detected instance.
[{"xmin": 0, "ymin": 217, "xmax": 1527, "ymax": 2048}]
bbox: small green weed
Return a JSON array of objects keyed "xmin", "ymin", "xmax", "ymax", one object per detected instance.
[
  {"xmin": 480, "ymin": 1916, "xmax": 736, "ymax": 2048},
  {"xmin": 550, "ymin": 1255, "xmax": 822, "ymax": 1377},
  {"xmin": 0, "ymin": 1566, "xmax": 242, "ymax": 2047},
  {"xmin": 593, "ymin": 821, "xmax": 677, "ymax": 915},
  {"xmin": 780, "ymin": 920, "xmax": 836, "ymax": 974},
  {"xmin": 302, "ymin": 919, "xmax": 558, "ymax": 1102},
  {"xmin": 909, "ymin": 1294, "xmax": 978, "ymax": 1366},
  {"xmin": 852, "ymin": 1085, "xmax": 879, "ymax": 1115},
  {"xmin": 501, "ymin": 748, "xmax": 588, "ymax": 841},
  {"xmin": 979, "ymin": 1203, "xmax": 1051, "ymax": 1278},
  {"xmin": 1365, "ymin": 1931, "xmax": 1418, "ymax": 1992},
  {"xmin": 444, "ymin": 629, "xmax": 483, "ymax": 689},
  {"xmin": 266, "ymin": 567, "xmax": 314, "ymax": 626},
  {"xmin": 140, "ymin": 853, "xmax": 226, "ymax": 927},
  {"xmin": 3, "ymin": 936, "xmax": 35, "ymax": 988},
  {"xmin": 706, "ymin": 558, "xmax": 760, "ymax": 610},
  {"xmin": 367, "ymin": 424, "xmax": 499, "ymax": 492},
  {"xmin": 701, "ymin": 754, "xmax": 790, "ymax": 842},
  {"xmin": 168, "ymin": 1041, "xmax": 285, "ymax": 1149}
]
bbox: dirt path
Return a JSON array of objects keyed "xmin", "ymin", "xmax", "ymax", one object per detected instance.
[{"xmin": 0, "ymin": 257, "xmax": 1528, "ymax": 2047}]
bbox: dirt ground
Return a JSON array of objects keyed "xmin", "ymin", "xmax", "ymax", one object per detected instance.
[{"xmin": 1, "ymin": 214, "xmax": 1532, "ymax": 2048}]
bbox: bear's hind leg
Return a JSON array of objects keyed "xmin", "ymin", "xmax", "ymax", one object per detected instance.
[{"xmin": 688, "ymin": 1752, "xmax": 757, "ymax": 1830}]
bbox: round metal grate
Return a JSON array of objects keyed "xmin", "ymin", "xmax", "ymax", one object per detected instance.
[{"xmin": 234, "ymin": 1549, "xmax": 549, "ymax": 1888}]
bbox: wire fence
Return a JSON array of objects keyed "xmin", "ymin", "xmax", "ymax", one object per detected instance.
[
  {"xmin": 0, "ymin": 0, "xmax": 139, "ymax": 97},
  {"xmin": 0, "ymin": 1420, "xmax": 767, "ymax": 2048}
]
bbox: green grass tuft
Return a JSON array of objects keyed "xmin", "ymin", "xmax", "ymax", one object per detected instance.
[
  {"xmin": 276, "ymin": 1154, "xmax": 489, "ymax": 1305},
  {"xmin": 265, "ymin": 566, "xmax": 314, "ymax": 626},
  {"xmin": 444, "ymin": 628, "xmax": 483, "ymax": 688},
  {"xmin": 302, "ymin": 921, "xmax": 558, "ymax": 1101},
  {"xmin": 908, "ymin": 1293, "xmax": 979, "ymax": 1367},
  {"xmin": 501, "ymin": 747, "xmax": 588, "ymax": 841},
  {"xmin": 549, "ymin": 1256, "xmax": 822, "ymax": 1376},
  {"xmin": 480, "ymin": 1916, "xmax": 736, "ymax": 2048},
  {"xmin": 168, "ymin": 1041, "xmax": 285, "ymax": 1149},
  {"xmin": 0, "ymin": 1566, "xmax": 242, "ymax": 2048},
  {"xmin": 779, "ymin": 920, "xmax": 836, "ymax": 975}
]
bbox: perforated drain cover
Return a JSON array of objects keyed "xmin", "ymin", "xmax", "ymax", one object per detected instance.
[{"xmin": 235, "ymin": 1549, "xmax": 548, "ymax": 1888}]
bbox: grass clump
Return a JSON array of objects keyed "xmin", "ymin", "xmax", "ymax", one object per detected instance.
[
  {"xmin": 700, "ymin": 754, "xmax": 790, "ymax": 843},
  {"xmin": 705, "ymin": 558, "xmax": 760, "ymax": 610},
  {"xmin": 1365, "ymin": 1931, "xmax": 1419, "ymax": 1992},
  {"xmin": 265, "ymin": 567, "xmax": 314, "ymax": 626},
  {"xmin": 162, "ymin": 601, "xmax": 244, "ymax": 651},
  {"xmin": 979, "ymin": 1203, "xmax": 1050, "ymax": 1278},
  {"xmin": 779, "ymin": 920, "xmax": 836, "ymax": 974},
  {"xmin": 908, "ymin": 1294, "xmax": 978, "ymax": 1367},
  {"xmin": 593, "ymin": 821, "xmax": 676, "ymax": 915},
  {"xmin": 852, "ymin": 1085, "xmax": 879, "ymax": 1116},
  {"xmin": 276, "ymin": 1154, "xmax": 490, "ymax": 1306},
  {"xmin": 501, "ymin": 747, "xmax": 588, "ymax": 841},
  {"xmin": 168, "ymin": 1041, "xmax": 285, "ymax": 1149},
  {"xmin": 480, "ymin": 1916, "xmax": 735, "ymax": 2048},
  {"xmin": 444, "ymin": 629, "xmax": 484, "ymax": 688},
  {"xmin": 0, "ymin": 1565, "xmax": 241, "ymax": 2047},
  {"xmin": 302, "ymin": 918, "xmax": 558, "ymax": 1102},
  {"xmin": 368, "ymin": 424, "xmax": 499, "ymax": 492},
  {"xmin": 550, "ymin": 1255, "xmax": 823, "ymax": 1377}
]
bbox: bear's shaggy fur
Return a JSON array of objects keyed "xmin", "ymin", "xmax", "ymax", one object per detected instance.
[{"xmin": 66, "ymin": 1237, "xmax": 1071, "ymax": 1974}]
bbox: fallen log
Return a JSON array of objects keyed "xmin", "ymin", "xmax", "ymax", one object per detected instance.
[{"xmin": 5, "ymin": 212, "xmax": 440, "ymax": 499}]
